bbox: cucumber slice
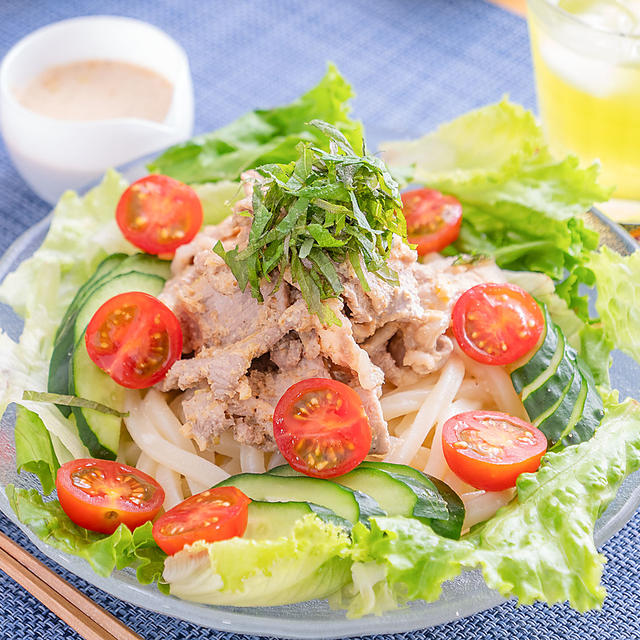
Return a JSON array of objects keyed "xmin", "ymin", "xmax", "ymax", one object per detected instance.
[
  {"xmin": 357, "ymin": 461, "xmax": 465, "ymax": 539},
  {"xmin": 535, "ymin": 360, "xmax": 583, "ymax": 447},
  {"xmin": 244, "ymin": 501, "xmax": 351, "ymax": 540},
  {"xmin": 216, "ymin": 473, "xmax": 384, "ymax": 525},
  {"xmin": 509, "ymin": 306, "xmax": 604, "ymax": 451},
  {"xmin": 92, "ymin": 252, "xmax": 131, "ymax": 278},
  {"xmin": 268, "ymin": 465, "xmax": 302, "ymax": 477},
  {"xmin": 73, "ymin": 272, "xmax": 165, "ymax": 342},
  {"xmin": 558, "ymin": 359, "xmax": 604, "ymax": 448},
  {"xmin": 69, "ymin": 271, "xmax": 166, "ymax": 459},
  {"xmin": 520, "ymin": 329, "xmax": 570, "ymax": 403},
  {"xmin": 48, "ymin": 253, "xmax": 169, "ymax": 414},
  {"xmin": 117, "ymin": 253, "xmax": 172, "ymax": 280},
  {"xmin": 55, "ymin": 253, "xmax": 129, "ymax": 334},
  {"xmin": 48, "ymin": 253, "xmax": 129, "ymax": 413},
  {"xmin": 523, "ymin": 331, "xmax": 576, "ymax": 421},
  {"xmin": 70, "ymin": 344, "xmax": 125, "ymax": 459},
  {"xmin": 332, "ymin": 467, "xmax": 448, "ymax": 521},
  {"xmin": 511, "ymin": 306, "xmax": 557, "ymax": 395},
  {"xmin": 270, "ymin": 462, "xmax": 465, "ymax": 539}
]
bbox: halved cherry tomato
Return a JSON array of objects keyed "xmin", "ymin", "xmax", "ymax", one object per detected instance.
[
  {"xmin": 401, "ymin": 188, "xmax": 462, "ymax": 255},
  {"xmin": 152, "ymin": 487, "xmax": 251, "ymax": 555},
  {"xmin": 56, "ymin": 459, "xmax": 165, "ymax": 534},
  {"xmin": 273, "ymin": 378, "xmax": 371, "ymax": 479},
  {"xmin": 452, "ymin": 282, "xmax": 544, "ymax": 366},
  {"xmin": 442, "ymin": 410, "xmax": 547, "ymax": 491},
  {"xmin": 116, "ymin": 174, "xmax": 203, "ymax": 257},
  {"xmin": 85, "ymin": 291, "xmax": 183, "ymax": 389}
]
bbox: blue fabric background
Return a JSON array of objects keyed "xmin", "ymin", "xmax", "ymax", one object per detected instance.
[{"xmin": 0, "ymin": 1, "xmax": 639, "ymax": 638}]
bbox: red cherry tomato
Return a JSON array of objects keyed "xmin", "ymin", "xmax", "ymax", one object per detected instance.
[
  {"xmin": 452, "ymin": 282, "xmax": 544, "ymax": 366},
  {"xmin": 84, "ymin": 291, "xmax": 183, "ymax": 389},
  {"xmin": 152, "ymin": 487, "xmax": 251, "ymax": 555},
  {"xmin": 442, "ymin": 410, "xmax": 547, "ymax": 491},
  {"xmin": 116, "ymin": 174, "xmax": 203, "ymax": 257},
  {"xmin": 273, "ymin": 378, "xmax": 371, "ymax": 479},
  {"xmin": 56, "ymin": 459, "xmax": 165, "ymax": 534},
  {"xmin": 401, "ymin": 188, "xmax": 462, "ymax": 255}
]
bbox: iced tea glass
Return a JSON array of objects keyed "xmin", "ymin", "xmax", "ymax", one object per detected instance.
[{"xmin": 527, "ymin": 0, "xmax": 640, "ymax": 212}]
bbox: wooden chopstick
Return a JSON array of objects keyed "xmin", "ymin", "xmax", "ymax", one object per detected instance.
[{"xmin": 0, "ymin": 531, "xmax": 143, "ymax": 640}]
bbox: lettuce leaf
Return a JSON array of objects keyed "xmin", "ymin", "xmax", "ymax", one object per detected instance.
[
  {"xmin": 6, "ymin": 485, "xmax": 168, "ymax": 591},
  {"xmin": 0, "ymin": 170, "xmax": 133, "ymax": 333},
  {"xmin": 339, "ymin": 398, "xmax": 640, "ymax": 617},
  {"xmin": 0, "ymin": 172, "xmax": 135, "ymax": 468},
  {"xmin": 148, "ymin": 64, "xmax": 363, "ymax": 184},
  {"xmin": 14, "ymin": 406, "xmax": 59, "ymax": 495},
  {"xmin": 0, "ymin": 169, "xmax": 133, "ymax": 383},
  {"xmin": 382, "ymin": 99, "xmax": 611, "ymax": 319},
  {"xmin": 589, "ymin": 246, "xmax": 640, "ymax": 364},
  {"xmin": 1, "ymin": 83, "xmax": 637, "ymax": 620},
  {"xmin": 163, "ymin": 515, "xmax": 352, "ymax": 606},
  {"xmin": 193, "ymin": 180, "xmax": 244, "ymax": 226}
]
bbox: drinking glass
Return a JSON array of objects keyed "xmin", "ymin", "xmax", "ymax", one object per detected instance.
[{"xmin": 527, "ymin": 0, "xmax": 640, "ymax": 217}]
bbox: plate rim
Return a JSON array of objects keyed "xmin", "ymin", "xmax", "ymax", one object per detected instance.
[{"xmin": 0, "ymin": 167, "xmax": 638, "ymax": 637}]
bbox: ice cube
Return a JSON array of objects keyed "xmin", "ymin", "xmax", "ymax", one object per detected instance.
[
  {"xmin": 536, "ymin": 29, "xmax": 631, "ymax": 96},
  {"xmin": 556, "ymin": 0, "xmax": 640, "ymax": 36}
]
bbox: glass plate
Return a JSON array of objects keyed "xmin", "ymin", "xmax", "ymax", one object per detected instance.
[{"xmin": 1, "ymin": 162, "xmax": 639, "ymax": 638}]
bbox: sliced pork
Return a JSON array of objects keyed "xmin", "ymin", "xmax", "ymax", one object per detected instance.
[{"xmin": 158, "ymin": 176, "xmax": 504, "ymax": 456}]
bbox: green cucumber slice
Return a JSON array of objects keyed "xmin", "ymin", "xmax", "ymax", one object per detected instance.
[
  {"xmin": 91, "ymin": 253, "xmax": 131, "ymax": 280},
  {"xmin": 48, "ymin": 253, "xmax": 169, "ymax": 415},
  {"xmin": 116, "ymin": 253, "xmax": 172, "ymax": 280},
  {"xmin": 524, "ymin": 331, "xmax": 576, "ymax": 424},
  {"xmin": 509, "ymin": 304, "xmax": 603, "ymax": 451},
  {"xmin": 268, "ymin": 465, "xmax": 302, "ymax": 477},
  {"xmin": 72, "ymin": 272, "xmax": 165, "ymax": 343},
  {"xmin": 535, "ymin": 360, "xmax": 583, "ymax": 447},
  {"xmin": 520, "ymin": 329, "xmax": 569, "ymax": 403},
  {"xmin": 357, "ymin": 461, "xmax": 465, "ymax": 539},
  {"xmin": 216, "ymin": 473, "xmax": 384, "ymax": 525},
  {"xmin": 511, "ymin": 305, "xmax": 557, "ymax": 395},
  {"xmin": 332, "ymin": 467, "xmax": 448, "ymax": 520},
  {"xmin": 48, "ymin": 253, "xmax": 129, "ymax": 414},
  {"xmin": 70, "ymin": 344, "xmax": 125, "ymax": 458},
  {"xmin": 69, "ymin": 271, "xmax": 166, "ymax": 458},
  {"xmin": 559, "ymin": 359, "xmax": 604, "ymax": 448},
  {"xmin": 244, "ymin": 501, "xmax": 351, "ymax": 540},
  {"xmin": 269, "ymin": 462, "xmax": 465, "ymax": 539}
]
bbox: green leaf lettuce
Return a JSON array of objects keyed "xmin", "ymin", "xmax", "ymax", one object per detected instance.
[
  {"xmin": 589, "ymin": 245, "xmax": 640, "ymax": 364},
  {"xmin": 148, "ymin": 64, "xmax": 363, "ymax": 184},
  {"xmin": 6, "ymin": 485, "xmax": 168, "ymax": 591},
  {"xmin": 14, "ymin": 405, "xmax": 59, "ymax": 495},
  {"xmin": 163, "ymin": 515, "xmax": 352, "ymax": 606},
  {"xmin": 337, "ymin": 399, "xmax": 640, "ymax": 617},
  {"xmin": 0, "ymin": 171, "xmax": 136, "ymax": 466},
  {"xmin": 382, "ymin": 99, "xmax": 612, "ymax": 319}
]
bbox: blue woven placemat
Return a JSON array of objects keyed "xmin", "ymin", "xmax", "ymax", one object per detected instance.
[{"xmin": 1, "ymin": 1, "xmax": 639, "ymax": 639}]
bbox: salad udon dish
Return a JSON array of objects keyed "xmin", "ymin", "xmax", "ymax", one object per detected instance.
[{"xmin": 1, "ymin": 65, "xmax": 640, "ymax": 621}]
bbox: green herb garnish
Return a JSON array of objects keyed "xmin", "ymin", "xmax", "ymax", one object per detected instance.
[
  {"xmin": 22, "ymin": 390, "xmax": 128, "ymax": 418},
  {"xmin": 213, "ymin": 120, "xmax": 407, "ymax": 325}
]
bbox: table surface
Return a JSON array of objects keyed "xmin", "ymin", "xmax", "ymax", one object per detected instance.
[{"xmin": 1, "ymin": 1, "xmax": 639, "ymax": 639}]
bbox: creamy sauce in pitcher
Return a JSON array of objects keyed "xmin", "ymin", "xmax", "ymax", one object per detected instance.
[{"xmin": 16, "ymin": 59, "xmax": 173, "ymax": 122}]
